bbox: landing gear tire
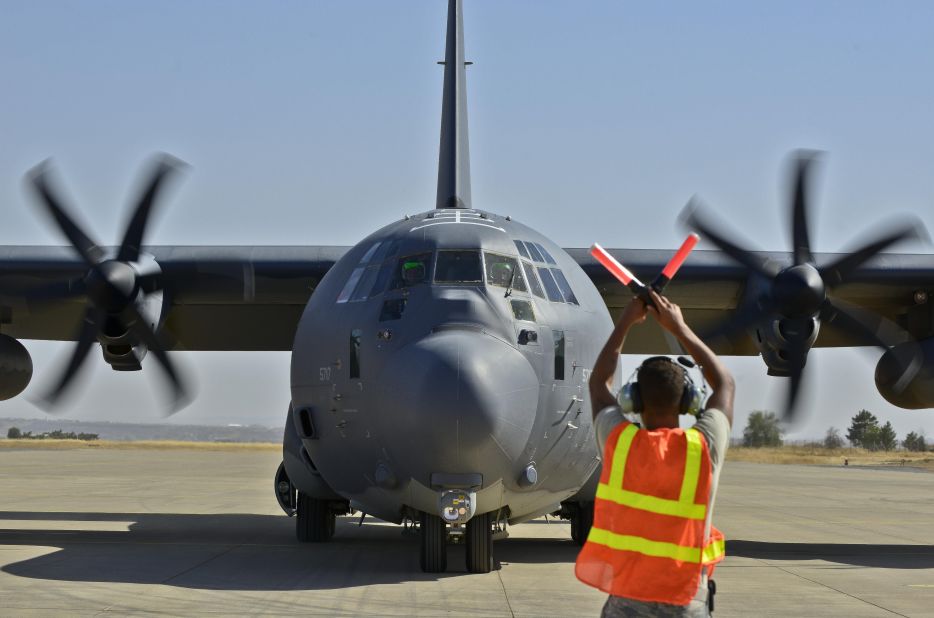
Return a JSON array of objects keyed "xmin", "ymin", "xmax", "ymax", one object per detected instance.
[
  {"xmin": 296, "ymin": 492, "xmax": 335, "ymax": 543},
  {"xmin": 465, "ymin": 511, "xmax": 493, "ymax": 573},
  {"xmin": 419, "ymin": 512, "xmax": 448, "ymax": 573},
  {"xmin": 570, "ymin": 502, "xmax": 593, "ymax": 546}
]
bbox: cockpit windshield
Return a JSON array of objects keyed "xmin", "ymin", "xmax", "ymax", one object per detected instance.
[
  {"xmin": 390, "ymin": 252, "xmax": 433, "ymax": 289},
  {"xmin": 435, "ymin": 250, "xmax": 483, "ymax": 284},
  {"xmin": 484, "ymin": 253, "xmax": 527, "ymax": 292}
]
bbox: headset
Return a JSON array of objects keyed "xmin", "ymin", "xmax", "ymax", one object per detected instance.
[{"xmin": 617, "ymin": 356, "xmax": 705, "ymax": 416}]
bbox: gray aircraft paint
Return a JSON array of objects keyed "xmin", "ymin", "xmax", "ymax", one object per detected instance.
[{"xmin": 289, "ymin": 210, "xmax": 613, "ymax": 523}]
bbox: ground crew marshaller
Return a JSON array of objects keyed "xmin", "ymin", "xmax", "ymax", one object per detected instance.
[{"xmin": 577, "ymin": 290, "xmax": 735, "ymax": 617}]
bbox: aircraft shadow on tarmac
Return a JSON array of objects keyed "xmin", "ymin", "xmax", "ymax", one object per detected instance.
[
  {"xmin": 0, "ymin": 511, "xmax": 581, "ymax": 590},
  {"xmin": 727, "ymin": 540, "xmax": 934, "ymax": 569}
]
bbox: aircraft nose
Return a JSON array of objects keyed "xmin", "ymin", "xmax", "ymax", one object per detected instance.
[{"xmin": 379, "ymin": 328, "xmax": 539, "ymax": 472}]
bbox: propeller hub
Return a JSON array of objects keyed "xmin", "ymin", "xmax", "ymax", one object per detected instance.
[
  {"xmin": 84, "ymin": 260, "xmax": 138, "ymax": 312},
  {"xmin": 773, "ymin": 264, "xmax": 825, "ymax": 318}
]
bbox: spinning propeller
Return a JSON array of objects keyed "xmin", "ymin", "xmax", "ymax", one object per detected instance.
[
  {"xmin": 683, "ymin": 151, "xmax": 926, "ymax": 420},
  {"xmin": 24, "ymin": 155, "xmax": 191, "ymax": 414}
]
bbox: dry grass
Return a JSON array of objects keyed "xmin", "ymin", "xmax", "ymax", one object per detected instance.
[
  {"xmin": 0, "ymin": 439, "xmax": 280, "ymax": 452},
  {"xmin": 728, "ymin": 446, "xmax": 934, "ymax": 470}
]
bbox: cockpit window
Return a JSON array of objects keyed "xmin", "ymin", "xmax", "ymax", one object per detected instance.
[
  {"xmin": 514, "ymin": 240, "xmax": 530, "ymax": 259},
  {"xmin": 522, "ymin": 261, "xmax": 545, "ymax": 298},
  {"xmin": 390, "ymin": 252, "xmax": 433, "ymax": 289},
  {"xmin": 550, "ymin": 268, "xmax": 579, "ymax": 305},
  {"xmin": 435, "ymin": 250, "xmax": 483, "ymax": 284},
  {"xmin": 349, "ymin": 264, "xmax": 381, "ymax": 302},
  {"xmin": 523, "ymin": 241, "xmax": 544, "ymax": 263},
  {"xmin": 484, "ymin": 253, "xmax": 527, "ymax": 292},
  {"xmin": 511, "ymin": 299, "xmax": 535, "ymax": 322},
  {"xmin": 360, "ymin": 242, "xmax": 383, "ymax": 263},
  {"xmin": 534, "ymin": 242, "xmax": 557, "ymax": 265},
  {"xmin": 336, "ymin": 267, "xmax": 365, "ymax": 303},
  {"xmin": 537, "ymin": 266, "xmax": 564, "ymax": 302}
]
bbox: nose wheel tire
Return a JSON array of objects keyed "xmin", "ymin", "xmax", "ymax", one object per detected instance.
[
  {"xmin": 465, "ymin": 511, "xmax": 493, "ymax": 573},
  {"xmin": 570, "ymin": 502, "xmax": 593, "ymax": 546},
  {"xmin": 419, "ymin": 512, "xmax": 448, "ymax": 572},
  {"xmin": 296, "ymin": 492, "xmax": 335, "ymax": 542}
]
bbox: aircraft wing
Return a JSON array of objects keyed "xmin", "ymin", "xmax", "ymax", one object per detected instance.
[
  {"xmin": 569, "ymin": 247, "xmax": 934, "ymax": 355},
  {"xmin": 0, "ymin": 245, "xmax": 350, "ymax": 351}
]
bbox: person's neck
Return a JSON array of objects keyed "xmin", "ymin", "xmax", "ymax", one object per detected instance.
[{"xmin": 642, "ymin": 409, "xmax": 680, "ymax": 430}]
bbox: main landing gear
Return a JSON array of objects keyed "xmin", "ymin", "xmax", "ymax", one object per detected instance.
[
  {"xmin": 296, "ymin": 492, "xmax": 336, "ymax": 542},
  {"xmin": 568, "ymin": 501, "xmax": 594, "ymax": 546},
  {"xmin": 419, "ymin": 511, "xmax": 494, "ymax": 574}
]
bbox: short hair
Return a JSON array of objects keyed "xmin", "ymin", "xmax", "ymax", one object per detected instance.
[{"xmin": 637, "ymin": 357, "xmax": 686, "ymax": 411}]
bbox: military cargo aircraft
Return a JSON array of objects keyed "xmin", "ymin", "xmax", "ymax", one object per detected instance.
[{"xmin": 2, "ymin": 0, "xmax": 933, "ymax": 573}]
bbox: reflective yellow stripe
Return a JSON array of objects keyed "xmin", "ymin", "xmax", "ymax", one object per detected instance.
[
  {"xmin": 588, "ymin": 526, "xmax": 701, "ymax": 562},
  {"xmin": 679, "ymin": 429, "xmax": 703, "ymax": 504},
  {"xmin": 608, "ymin": 423, "xmax": 639, "ymax": 490},
  {"xmin": 596, "ymin": 483, "xmax": 707, "ymax": 519},
  {"xmin": 703, "ymin": 537, "xmax": 726, "ymax": 563},
  {"xmin": 599, "ymin": 425, "xmax": 707, "ymax": 520}
]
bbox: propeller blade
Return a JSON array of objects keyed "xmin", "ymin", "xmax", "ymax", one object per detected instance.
[
  {"xmin": 121, "ymin": 302, "xmax": 190, "ymax": 413},
  {"xmin": 680, "ymin": 197, "xmax": 779, "ymax": 279},
  {"xmin": 782, "ymin": 332, "xmax": 811, "ymax": 422},
  {"xmin": 117, "ymin": 155, "xmax": 186, "ymax": 263},
  {"xmin": 26, "ymin": 162, "xmax": 105, "ymax": 268},
  {"xmin": 700, "ymin": 296, "xmax": 776, "ymax": 349},
  {"xmin": 819, "ymin": 219, "xmax": 928, "ymax": 287},
  {"xmin": 34, "ymin": 307, "xmax": 99, "ymax": 410},
  {"xmin": 819, "ymin": 298, "xmax": 905, "ymax": 351},
  {"xmin": 790, "ymin": 152, "xmax": 819, "ymax": 266}
]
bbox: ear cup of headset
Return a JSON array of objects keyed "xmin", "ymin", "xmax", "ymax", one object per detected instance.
[{"xmin": 617, "ymin": 382, "xmax": 642, "ymax": 413}]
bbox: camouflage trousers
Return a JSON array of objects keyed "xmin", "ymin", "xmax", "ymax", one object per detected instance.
[
  {"xmin": 600, "ymin": 596, "xmax": 710, "ymax": 618},
  {"xmin": 599, "ymin": 576, "xmax": 711, "ymax": 617}
]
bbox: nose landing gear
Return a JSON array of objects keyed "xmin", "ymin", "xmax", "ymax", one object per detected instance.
[
  {"xmin": 465, "ymin": 511, "xmax": 493, "ymax": 573},
  {"xmin": 418, "ymin": 510, "xmax": 495, "ymax": 574},
  {"xmin": 419, "ymin": 512, "xmax": 448, "ymax": 572}
]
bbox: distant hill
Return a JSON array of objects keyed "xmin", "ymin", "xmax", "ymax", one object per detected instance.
[{"xmin": 0, "ymin": 418, "xmax": 281, "ymax": 443}]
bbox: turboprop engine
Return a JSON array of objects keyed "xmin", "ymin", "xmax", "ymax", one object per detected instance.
[
  {"xmin": 875, "ymin": 338, "xmax": 934, "ymax": 409},
  {"xmin": 0, "ymin": 334, "xmax": 33, "ymax": 400}
]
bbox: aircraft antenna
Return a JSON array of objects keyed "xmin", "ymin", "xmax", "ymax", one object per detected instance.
[{"xmin": 436, "ymin": 0, "xmax": 472, "ymax": 209}]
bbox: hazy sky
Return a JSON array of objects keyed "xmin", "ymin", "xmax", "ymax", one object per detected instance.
[{"xmin": 1, "ymin": 1, "xmax": 933, "ymax": 441}]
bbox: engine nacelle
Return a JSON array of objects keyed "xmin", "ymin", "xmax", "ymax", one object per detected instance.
[
  {"xmin": 0, "ymin": 335, "xmax": 33, "ymax": 400},
  {"xmin": 755, "ymin": 316, "xmax": 820, "ymax": 377},
  {"xmin": 875, "ymin": 338, "xmax": 934, "ymax": 409}
]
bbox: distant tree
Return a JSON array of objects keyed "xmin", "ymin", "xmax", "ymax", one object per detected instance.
[
  {"xmin": 877, "ymin": 421, "xmax": 898, "ymax": 451},
  {"xmin": 823, "ymin": 427, "xmax": 844, "ymax": 449},
  {"xmin": 6, "ymin": 427, "xmax": 21, "ymax": 439},
  {"xmin": 743, "ymin": 411, "xmax": 783, "ymax": 447},
  {"xmin": 904, "ymin": 431, "xmax": 927, "ymax": 452},
  {"xmin": 847, "ymin": 410, "xmax": 880, "ymax": 449},
  {"xmin": 77, "ymin": 433, "xmax": 99, "ymax": 441}
]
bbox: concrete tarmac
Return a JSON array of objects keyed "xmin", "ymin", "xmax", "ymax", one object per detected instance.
[{"xmin": 1, "ymin": 448, "xmax": 933, "ymax": 617}]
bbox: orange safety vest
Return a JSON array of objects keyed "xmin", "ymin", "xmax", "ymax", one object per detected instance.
[{"xmin": 576, "ymin": 420, "xmax": 726, "ymax": 605}]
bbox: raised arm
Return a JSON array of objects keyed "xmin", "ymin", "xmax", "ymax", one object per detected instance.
[
  {"xmin": 589, "ymin": 299, "xmax": 647, "ymax": 418},
  {"xmin": 646, "ymin": 290, "xmax": 735, "ymax": 426}
]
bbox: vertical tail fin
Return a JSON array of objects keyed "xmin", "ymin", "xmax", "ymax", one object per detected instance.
[{"xmin": 436, "ymin": 0, "xmax": 472, "ymax": 210}]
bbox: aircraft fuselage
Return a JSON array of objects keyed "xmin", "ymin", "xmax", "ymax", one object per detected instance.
[{"xmin": 287, "ymin": 208, "xmax": 615, "ymax": 525}]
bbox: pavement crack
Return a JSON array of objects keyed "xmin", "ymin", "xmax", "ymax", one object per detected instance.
[
  {"xmin": 496, "ymin": 568, "xmax": 515, "ymax": 617},
  {"xmin": 774, "ymin": 564, "xmax": 909, "ymax": 617},
  {"xmin": 160, "ymin": 543, "xmax": 240, "ymax": 585}
]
